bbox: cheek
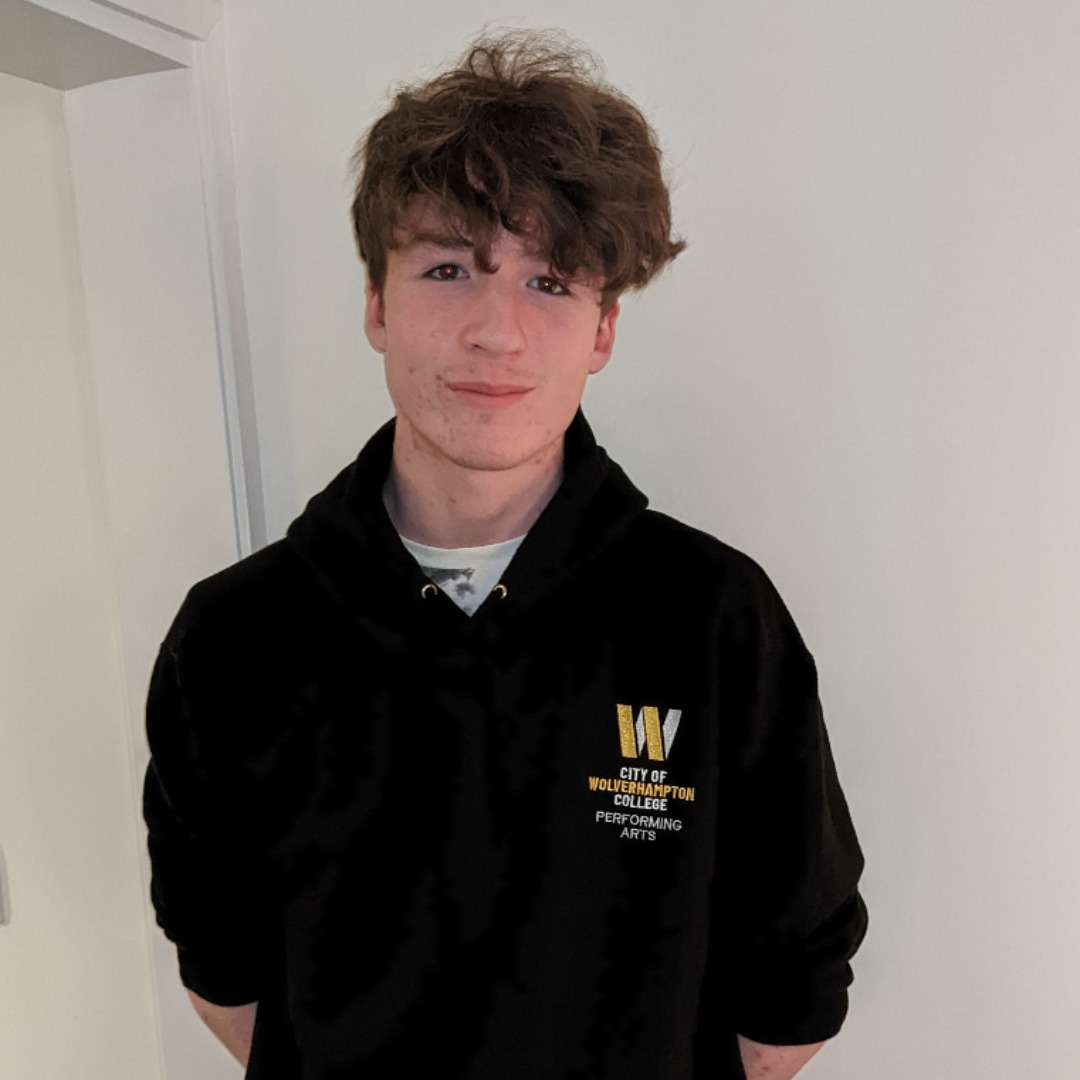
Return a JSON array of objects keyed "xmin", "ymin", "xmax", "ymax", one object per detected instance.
[
  {"xmin": 390, "ymin": 313, "xmax": 451, "ymax": 359},
  {"xmin": 383, "ymin": 339, "xmax": 447, "ymax": 415}
]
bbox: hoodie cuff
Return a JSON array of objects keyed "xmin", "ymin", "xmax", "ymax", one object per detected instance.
[
  {"xmin": 734, "ymin": 984, "xmax": 850, "ymax": 1046},
  {"xmin": 177, "ymin": 946, "xmax": 263, "ymax": 1007}
]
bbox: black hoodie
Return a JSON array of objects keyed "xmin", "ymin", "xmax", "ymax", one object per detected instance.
[{"xmin": 145, "ymin": 413, "xmax": 866, "ymax": 1079}]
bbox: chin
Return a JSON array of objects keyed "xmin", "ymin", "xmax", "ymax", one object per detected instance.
[
  {"xmin": 399, "ymin": 412, "xmax": 567, "ymax": 475},
  {"xmin": 443, "ymin": 441, "xmax": 542, "ymax": 473}
]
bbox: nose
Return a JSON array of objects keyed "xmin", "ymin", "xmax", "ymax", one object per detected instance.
[{"xmin": 462, "ymin": 279, "xmax": 527, "ymax": 356}]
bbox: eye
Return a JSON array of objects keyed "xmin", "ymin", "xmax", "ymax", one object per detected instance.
[
  {"xmin": 423, "ymin": 263, "xmax": 467, "ymax": 281},
  {"xmin": 529, "ymin": 275, "xmax": 570, "ymax": 296}
]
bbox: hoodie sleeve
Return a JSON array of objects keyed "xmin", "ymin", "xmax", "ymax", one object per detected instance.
[
  {"xmin": 718, "ymin": 567, "xmax": 868, "ymax": 1046},
  {"xmin": 144, "ymin": 636, "xmax": 275, "ymax": 1006}
]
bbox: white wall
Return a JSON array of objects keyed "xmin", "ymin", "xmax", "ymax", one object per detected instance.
[
  {"xmin": 0, "ymin": 69, "xmax": 163, "ymax": 1080},
  {"xmin": 218, "ymin": 2, "xmax": 1080, "ymax": 1077}
]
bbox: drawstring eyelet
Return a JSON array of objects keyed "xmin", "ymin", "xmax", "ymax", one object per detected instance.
[
  {"xmin": 420, "ymin": 583, "xmax": 438, "ymax": 600},
  {"xmin": 492, "ymin": 584, "xmax": 508, "ymax": 599}
]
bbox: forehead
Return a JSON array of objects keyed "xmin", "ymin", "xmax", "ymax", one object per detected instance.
[{"xmin": 391, "ymin": 199, "xmax": 548, "ymax": 261}]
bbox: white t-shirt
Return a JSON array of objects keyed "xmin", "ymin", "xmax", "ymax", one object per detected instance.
[{"xmin": 399, "ymin": 534, "xmax": 525, "ymax": 616}]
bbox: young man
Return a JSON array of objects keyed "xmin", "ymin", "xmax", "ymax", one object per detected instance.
[{"xmin": 145, "ymin": 32, "xmax": 866, "ymax": 1080}]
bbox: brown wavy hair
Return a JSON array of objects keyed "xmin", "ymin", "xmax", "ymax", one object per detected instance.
[{"xmin": 350, "ymin": 30, "xmax": 685, "ymax": 311}]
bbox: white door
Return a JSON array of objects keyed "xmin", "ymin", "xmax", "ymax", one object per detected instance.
[
  {"xmin": 0, "ymin": 68, "xmax": 164, "ymax": 1080},
  {"xmin": 1, "ymin": 46, "xmax": 251, "ymax": 1080}
]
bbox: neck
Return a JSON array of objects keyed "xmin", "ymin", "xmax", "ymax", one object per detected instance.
[{"xmin": 383, "ymin": 431, "xmax": 564, "ymax": 549}]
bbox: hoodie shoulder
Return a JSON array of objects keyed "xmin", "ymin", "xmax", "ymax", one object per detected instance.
[
  {"xmin": 631, "ymin": 510, "xmax": 770, "ymax": 582},
  {"xmin": 620, "ymin": 510, "xmax": 809, "ymax": 645},
  {"xmin": 164, "ymin": 539, "xmax": 311, "ymax": 654}
]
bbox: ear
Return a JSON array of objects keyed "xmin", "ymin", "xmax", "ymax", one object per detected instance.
[
  {"xmin": 588, "ymin": 302, "xmax": 619, "ymax": 374},
  {"xmin": 364, "ymin": 279, "xmax": 387, "ymax": 354}
]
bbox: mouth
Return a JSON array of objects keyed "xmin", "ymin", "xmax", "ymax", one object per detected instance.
[{"xmin": 447, "ymin": 382, "xmax": 534, "ymax": 409}]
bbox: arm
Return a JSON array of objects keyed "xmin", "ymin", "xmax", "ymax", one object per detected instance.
[
  {"xmin": 719, "ymin": 567, "xmax": 867, "ymax": 1052},
  {"xmin": 145, "ymin": 639, "xmax": 273, "ymax": 1046},
  {"xmin": 187, "ymin": 990, "xmax": 258, "ymax": 1067},
  {"xmin": 738, "ymin": 1035, "xmax": 824, "ymax": 1080}
]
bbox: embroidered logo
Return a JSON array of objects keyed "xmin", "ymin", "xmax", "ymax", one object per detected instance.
[
  {"xmin": 586, "ymin": 703, "xmax": 694, "ymax": 842},
  {"xmin": 616, "ymin": 703, "xmax": 682, "ymax": 761}
]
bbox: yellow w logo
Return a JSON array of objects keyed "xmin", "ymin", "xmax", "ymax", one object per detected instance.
[{"xmin": 616, "ymin": 704, "xmax": 683, "ymax": 761}]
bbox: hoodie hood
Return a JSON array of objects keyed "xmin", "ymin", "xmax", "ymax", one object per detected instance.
[{"xmin": 285, "ymin": 411, "xmax": 649, "ymax": 622}]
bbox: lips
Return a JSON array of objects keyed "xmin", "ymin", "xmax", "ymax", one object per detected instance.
[{"xmin": 447, "ymin": 381, "xmax": 534, "ymax": 409}]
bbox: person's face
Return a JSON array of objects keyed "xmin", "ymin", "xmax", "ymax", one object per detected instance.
[{"xmin": 364, "ymin": 206, "xmax": 618, "ymax": 476}]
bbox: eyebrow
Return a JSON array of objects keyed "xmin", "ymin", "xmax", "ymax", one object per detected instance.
[
  {"xmin": 397, "ymin": 232, "xmax": 474, "ymax": 253},
  {"xmin": 394, "ymin": 230, "xmax": 569, "ymax": 278}
]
